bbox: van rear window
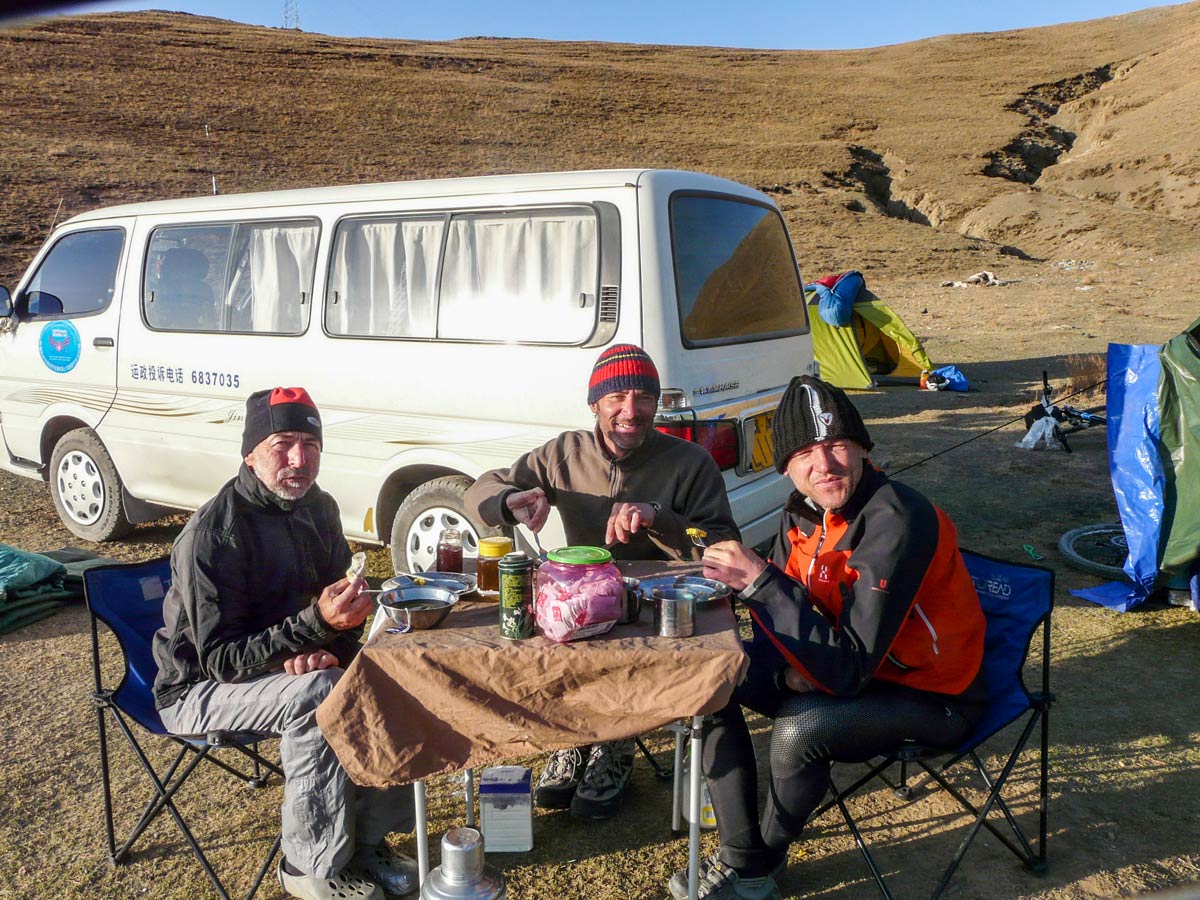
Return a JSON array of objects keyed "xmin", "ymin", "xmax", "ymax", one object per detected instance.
[{"xmin": 670, "ymin": 195, "xmax": 807, "ymax": 346}]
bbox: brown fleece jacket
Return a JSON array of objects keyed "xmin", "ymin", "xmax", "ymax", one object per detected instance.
[{"xmin": 465, "ymin": 427, "xmax": 739, "ymax": 561}]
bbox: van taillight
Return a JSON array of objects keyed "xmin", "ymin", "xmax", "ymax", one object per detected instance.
[{"xmin": 655, "ymin": 419, "xmax": 739, "ymax": 471}]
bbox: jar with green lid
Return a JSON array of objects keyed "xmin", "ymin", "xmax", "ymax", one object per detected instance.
[{"xmin": 534, "ymin": 546, "xmax": 623, "ymax": 642}]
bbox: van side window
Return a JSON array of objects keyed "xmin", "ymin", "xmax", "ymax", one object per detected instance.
[
  {"xmin": 670, "ymin": 195, "xmax": 807, "ymax": 347},
  {"xmin": 23, "ymin": 228, "xmax": 124, "ymax": 318},
  {"xmin": 326, "ymin": 215, "xmax": 443, "ymax": 338},
  {"xmin": 144, "ymin": 220, "xmax": 318, "ymax": 333},
  {"xmin": 439, "ymin": 208, "xmax": 599, "ymax": 343}
]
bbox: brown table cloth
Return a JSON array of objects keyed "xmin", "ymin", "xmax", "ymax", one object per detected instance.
[{"xmin": 317, "ymin": 561, "xmax": 748, "ymax": 788}]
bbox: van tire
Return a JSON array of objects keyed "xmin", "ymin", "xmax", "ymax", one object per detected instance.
[
  {"xmin": 389, "ymin": 475, "xmax": 501, "ymax": 574},
  {"xmin": 49, "ymin": 428, "xmax": 134, "ymax": 543}
]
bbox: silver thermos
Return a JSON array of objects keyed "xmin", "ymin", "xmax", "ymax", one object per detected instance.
[{"xmin": 420, "ymin": 828, "xmax": 506, "ymax": 900}]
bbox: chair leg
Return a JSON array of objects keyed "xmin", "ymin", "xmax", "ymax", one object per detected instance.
[
  {"xmin": 828, "ymin": 774, "xmax": 896, "ymax": 900},
  {"xmin": 925, "ymin": 713, "xmax": 1044, "ymax": 900},
  {"xmin": 243, "ymin": 833, "xmax": 282, "ymax": 900},
  {"xmin": 94, "ymin": 702, "xmax": 120, "ymax": 863},
  {"xmin": 636, "ymin": 736, "xmax": 673, "ymax": 781},
  {"xmin": 669, "ymin": 723, "xmax": 687, "ymax": 835}
]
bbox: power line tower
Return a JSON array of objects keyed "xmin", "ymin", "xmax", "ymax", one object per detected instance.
[{"xmin": 283, "ymin": 0, "xmax": 300, "ymax": 30}]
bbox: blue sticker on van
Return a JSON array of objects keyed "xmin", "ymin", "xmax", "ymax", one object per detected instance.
[{"xmin": 39, "ymin": 320, "xmax": 82, "ymax": 373}]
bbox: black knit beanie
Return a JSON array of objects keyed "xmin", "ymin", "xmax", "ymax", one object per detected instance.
[
  {"xmin": 241, "ymin": 387, "xmax": 323, "ymax": 457},
  {"xmin": 772, "ymin": 375, "xmax": 873, "ymax": 473}
]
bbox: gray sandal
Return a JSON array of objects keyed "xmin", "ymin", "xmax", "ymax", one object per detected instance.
[{"xmin": 277, "ymin": 858, "xmax": 383, "ymax": 900}]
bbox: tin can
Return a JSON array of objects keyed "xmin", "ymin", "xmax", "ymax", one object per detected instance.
[{"xmin": 498, "ymin": 551, "xmax": 535, "ymax": 640}]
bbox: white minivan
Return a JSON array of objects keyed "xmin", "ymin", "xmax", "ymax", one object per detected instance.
[{"xmin": 0, "ymin": 169, "xmax": 814, "ymax": 571}]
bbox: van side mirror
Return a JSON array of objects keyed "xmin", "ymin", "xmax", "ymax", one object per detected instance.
[{"xmin": 0, "ymin": 286, "xmax": 11, "ymax": 318}]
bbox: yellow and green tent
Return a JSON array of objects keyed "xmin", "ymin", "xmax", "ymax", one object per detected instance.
[{"xmin": 806, "ymin": 290, "xmax": 934, "ymax": 389}]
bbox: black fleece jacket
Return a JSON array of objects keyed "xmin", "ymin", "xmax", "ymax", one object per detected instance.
[{"xmin": 152, "ymin": 463, "xmax": 358, "ymax": 710}]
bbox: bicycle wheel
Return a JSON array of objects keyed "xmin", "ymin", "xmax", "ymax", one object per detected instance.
[{"xmin": 1058, "ymin": 524, "xmax": 1128, "ymax": 578}]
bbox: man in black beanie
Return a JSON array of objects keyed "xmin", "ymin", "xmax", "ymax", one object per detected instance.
[
  {"xmin": 153, "ymin": 387, "xmax": 418, "ymax": 900},
  {"xmin": 665, "ymin": 376, "xmax": 987, "ymax": 900}
]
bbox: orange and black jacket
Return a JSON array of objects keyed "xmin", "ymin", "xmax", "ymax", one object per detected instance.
[{"xmin": 741, "ymin": 464, "xmax": 985, "ymax": 699}]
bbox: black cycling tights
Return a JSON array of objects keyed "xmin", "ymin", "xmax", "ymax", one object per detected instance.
[{"xmin": 703, "ymin": 680, "xmax": 974, "ymax": 874}]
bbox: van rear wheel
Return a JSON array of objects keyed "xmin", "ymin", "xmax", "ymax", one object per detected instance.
[
  {"xmin": 389, "ymin": 475, "xmax": 501, "ymax": 574},
  {"xmin": 49, "ymin": 428, "xmax": 133, "ymax": 542}
]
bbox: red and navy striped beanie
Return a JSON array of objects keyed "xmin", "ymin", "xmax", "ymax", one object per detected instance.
[
  {"xmin": 241, "ymin": 387, "xmax": 323, "ymax": 456},
  {"xmin": 587, "ymin": 344, "xmax": 660, "ymax": 405}
]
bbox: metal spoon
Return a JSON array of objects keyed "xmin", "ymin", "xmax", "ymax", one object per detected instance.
[{"xmin": 530, "ymin": 529, "xmax": 548, "ymax": 563}]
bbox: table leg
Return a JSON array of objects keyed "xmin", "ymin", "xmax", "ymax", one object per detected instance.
[
  {"xmin": 688, "ymin": 714, "xmax": 702, "ymax": 900},
  {"xmin": 414, "ymin": 780, "xmax": 429, "ymax": 885},
  {"xmin": 464, "ymin": 768, "xmax": 475, "ymax": 828}
]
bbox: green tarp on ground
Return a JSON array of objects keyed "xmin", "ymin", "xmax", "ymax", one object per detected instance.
[{"xmin": 806, "ymin": 291, "xmax": 934, "ymax": 389}]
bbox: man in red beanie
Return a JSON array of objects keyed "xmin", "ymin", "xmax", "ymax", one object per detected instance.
[
  {"xmin": 466, "ymin": 343, "xmax": 739, "ymax": 820},
  {"xmin": 664, "ymin": 376, "xmax": 986, "ymax": 900},
  {"xmin": 153, "ymin": 387, "xmax": 417, "ymax": 900}
]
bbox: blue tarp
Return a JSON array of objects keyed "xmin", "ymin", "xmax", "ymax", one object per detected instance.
[{"xmin": 1071, "ymin": 343, "xmax": 1163, "ymax": 611}]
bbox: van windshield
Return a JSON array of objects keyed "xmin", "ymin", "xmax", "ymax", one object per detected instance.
[{"xmin": 670, "ymin": 194, "xmax": 807, "ymax": 346}]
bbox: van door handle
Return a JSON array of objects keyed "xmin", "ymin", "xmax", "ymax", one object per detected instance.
[{"xmin": 93, "ymin": 337, "xmax": 114, "ymax": 348}]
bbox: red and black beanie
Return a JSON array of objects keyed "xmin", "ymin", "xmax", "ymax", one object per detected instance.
[
  {"xmin": 587, "ymin": 344, "xmax": 660, "ymax": 405},
  {"xmin": 241, "ymin": 387, "xmax": 323, "ymax": 456}
]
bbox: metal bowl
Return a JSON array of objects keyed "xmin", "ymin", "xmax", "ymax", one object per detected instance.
[
  {"xmin": 377, "ymin": 585, "xmax": 459, "ymax": 630},
  {"xmin": 384, "ymin": 572, "xmax": 477, "ymax": 596}
]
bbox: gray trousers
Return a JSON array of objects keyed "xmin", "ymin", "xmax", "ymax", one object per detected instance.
[{"xmin": 161, "ymin": 667, "xmax": 413, "ymax": 878}]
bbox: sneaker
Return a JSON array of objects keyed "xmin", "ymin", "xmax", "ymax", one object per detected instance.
[
  {"xmin": 277, "ymin": 858, "xmax": 383, "ymax": 900},
  {"xmin": 535, "ymin": 746, "xmax": 589, "ymax": 809},
  {"xmin": 667, "ymin": 854, "xmax": 781, "ymax": 900},
  {"xmin": 569, "ymin": 738, "xmax": 635, "ymax": 820},
  {"xmin": 669, "ymin": 854, "xmax": 786, "ymax": 900},
  {"xmin": 348, "ymin": 844, "xmax": 418, "ymax": 897}
]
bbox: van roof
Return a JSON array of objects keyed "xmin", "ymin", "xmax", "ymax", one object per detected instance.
[{"xmin": 63, "ymin": 168, "xmax": 762, "ymax": 224}]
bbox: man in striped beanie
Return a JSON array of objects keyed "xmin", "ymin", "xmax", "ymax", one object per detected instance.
[{"xmin": 467, "ymin": 343, "xmax": 739, "ymax": 820}]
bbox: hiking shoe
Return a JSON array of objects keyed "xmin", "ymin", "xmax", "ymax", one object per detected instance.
[
  {"xmin": 535, "ymin": 746, "xmax": 589, "ymax": 809},
  {"xmin": 667, "ymin": 854, "xmax": 781, "ymax": 900},
  {"xmin": 669, "ymin": 854, "xmax": 786, "ymax": 900},
  {"xmin": 569, "ymin": 738, "xmax": 635, "ymax": 820},
  {"xmin": 277, "ymin": 858, "xmax": 383, "ymax": 900},
  {"xmin": 349, "ymin": 844, "xmax": 418, "ymax": 897}
]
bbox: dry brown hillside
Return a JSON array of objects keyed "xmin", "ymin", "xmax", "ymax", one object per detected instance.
[{"xmin": 2, "ymin": 4, "xmax": 1200, "ymax": 289}]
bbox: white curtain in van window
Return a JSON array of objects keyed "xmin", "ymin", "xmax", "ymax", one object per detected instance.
[
  {"xmin": 438, "ymin": 209, "xmax": 597, "ymax": 343},
  {"xmin": 248, "ymin": 224, "xmax": 318, "ymax": 333},
  {"xmin": 327, "ymin": 218, "xmax": 441, "ymax": 338}
]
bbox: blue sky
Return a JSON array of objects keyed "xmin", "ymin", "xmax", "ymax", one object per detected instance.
[{"xmin": 67, "ymin": 1, "xmax": 1182, "ymax": 49}]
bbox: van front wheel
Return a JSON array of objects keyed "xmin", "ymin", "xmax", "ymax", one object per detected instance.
[
  {"xmin": 389, "ymin": 475, "xmax": 501, "ymax": 574},
  {"xmin": 49, "ymin": 428, "xmax": 134, "ymax": 542}
]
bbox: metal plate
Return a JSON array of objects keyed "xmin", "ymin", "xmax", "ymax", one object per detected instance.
[
  {"xmin": 637, "ymin": 574, "xmax": 732, "ymax": 603},
  {"xmin": 384, "ymin": 572, "xmax": 478, "ymax": 596},
  {"xmin": 744, "ymin": 409, "xmax": 775, "ymax": 473}
]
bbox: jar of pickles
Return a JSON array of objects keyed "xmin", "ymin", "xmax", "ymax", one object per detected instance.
[
  {"xmin": 534, "ymin": 546, "xmax": 623, "ymax": 643},
  {"xmin": 475, "ymin": 536, "xmax": 513, "ymax": 596}
]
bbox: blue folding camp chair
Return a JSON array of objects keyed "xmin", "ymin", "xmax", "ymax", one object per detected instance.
[
  {"xmin": 85, "ymin": 558, "xmax": 284, "ymax": 900},
  {"xmin": 815, "ymin": 549, "xmax": 1055, "ymax": 900}
]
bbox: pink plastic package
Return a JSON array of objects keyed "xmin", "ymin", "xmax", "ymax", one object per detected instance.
[{"xmin": 535, "ymin": 569, "xmax": 623, "ymax": 642}]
